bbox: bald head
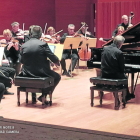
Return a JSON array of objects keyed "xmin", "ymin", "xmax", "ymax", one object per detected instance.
[{"xmin": 113, "ymin": 35, "xmax": 125, "ymax": 48}]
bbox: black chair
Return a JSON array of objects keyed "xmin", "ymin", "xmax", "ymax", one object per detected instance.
[
  {"xmin": 90, "ymin": 77, "xmax": 128, "ymax": 110},
  {"xmin": 15, "ymin": 76, "xmax": 54, "ymax": 108}
]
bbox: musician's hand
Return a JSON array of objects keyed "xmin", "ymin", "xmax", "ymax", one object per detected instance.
[
  {"xmin": 13, "ymin": 42, "xmax": 19, "ymax": 51},
  {"xmin": 128, "ymin": 24, "xmax": 133, "ymax": 28},
  {"xmin": 7, "ymin": 42, "xmax": 14, "ymax": 50},
  {"xmin": 9, "ymin": 77, "xmax": 13, "ymax": 84},
  {"xmin": 99, "ymin": 37, "xmax": 103, "ymax": 41}
]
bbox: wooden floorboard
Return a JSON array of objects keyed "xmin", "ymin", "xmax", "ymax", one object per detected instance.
[{"xmin": 1, "ymin": 61, "xmax": 140, "ymax": 137}]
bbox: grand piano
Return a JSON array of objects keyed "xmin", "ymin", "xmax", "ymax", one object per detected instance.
[{"xmin": 87, "ymin": 22, "xmax": 140, "ymax": 94}]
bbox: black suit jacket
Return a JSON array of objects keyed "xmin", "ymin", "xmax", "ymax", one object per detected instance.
[
  {"xmin": 101, "ymin": 43, "xmax": 125, "ymax": 79},
  {"xmin": 20, "ymin": 38, "xmax": 59, "ymax": 77}
]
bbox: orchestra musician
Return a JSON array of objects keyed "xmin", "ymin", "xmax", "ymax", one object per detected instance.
[
  {"xmin": 99, "ymin": 26, "xmax": 124, "ymax": 43},
  {"xmin": 101, "ymin": 35, "xmax": 135, "ymax": 102},
  {"xmin": 60, "ymin": 24, "xmax": 79, "ymax": 77},
  {"xmin": 112, "ymin": 15, "xmax": 133, "ymax": 38},
  {"xmin": 11, "ymin": 22, "xmax": 24, "ymax": 45},
  {"xmin": 43, "ymin": 26, "xmax": 61, "ymax": 43},
  {"xmin": 0, "ymin": 29, "xmax": 21, "ymax": 76},
  {"xmin": 19, "ymin": 25, "xmax": 61, "ymax": 104},
  {"xmin": 78, "ymin": 22, "xmax": 95, "ymax": 38}
]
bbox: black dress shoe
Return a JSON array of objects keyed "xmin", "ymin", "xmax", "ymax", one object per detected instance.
[
  {"xmin": 62, "ymin": 70, "xmax": 67, "ymax": 75},
  {"xmin": 66, "ymin": 71, "xmax": 73, "ymax": 77},
  {"xmin": 130, "ymin": 94, "xmax": 135, "ymax": 98},
  {"xmin": 4, "ymin": 90, "xmax": 14, "ymax": 95},
  {"xmin": 126, "ymin": 95, "xmax": 131, "ymax": 102}
]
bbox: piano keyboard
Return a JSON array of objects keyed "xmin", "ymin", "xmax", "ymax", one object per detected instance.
[{"xmin": 92, "ymin": 62, "xmax": 140, "ymax": 71}]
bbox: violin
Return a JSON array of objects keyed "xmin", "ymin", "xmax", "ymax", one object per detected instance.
[
  {"xmin": 78, "ymin": 23, "xmax": 91, "ymax": 61},
  {"xmin": 42, "ymin": 29, "xmax": 63, "ymax": 44}
]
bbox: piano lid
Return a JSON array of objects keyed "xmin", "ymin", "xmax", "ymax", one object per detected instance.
[{"xmin": 102, "ymin": 22, "xmax": 140, "ymax": 51}]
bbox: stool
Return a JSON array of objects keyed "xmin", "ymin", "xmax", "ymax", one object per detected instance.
[
  {"xmin": 90, "ymin": 77, "xmax": 128, "ymax": 110},
  {"xmin": 15, "ymin": 76, "xmax": 54, "ymax": 108}
]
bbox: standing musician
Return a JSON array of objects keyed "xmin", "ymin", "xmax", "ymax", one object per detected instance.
[
  {"xmin": 60, "ymin": 24, "xmax": 79, "ymax": 77},
  {"xmin": 11, "ymin": 22, "xmax": 24, "ymax": 45},
  {"xmin": 19, "ymin": 25, "xmax": 61, "ymax": 104},
  {"xmin": 0, "ymin": 29, "xmax": 21, "ymax": 76},
  {"xmin": 112, "ymin": 15, "xmax": 133, "ymax": 38}
]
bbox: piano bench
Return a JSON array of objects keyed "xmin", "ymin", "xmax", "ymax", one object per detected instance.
[
  {"xmin": 15, "ymin": 76, "xmax": 54, "ymax": 108},
  {"xmin": 90, "ymin": 77, "xmax": 128, "ymax": 110}
]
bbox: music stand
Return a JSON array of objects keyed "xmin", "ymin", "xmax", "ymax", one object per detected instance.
[
  {"xmin": 64, "ymin": 37, "xmax": 81, "ymax": 77},
  {"xmin": 80, "ymin": 38, "xmax": 97, "ymax": 49},
  {"xmin": 48, "ymin": 43, "xmax": 64, "ymax": 61}
]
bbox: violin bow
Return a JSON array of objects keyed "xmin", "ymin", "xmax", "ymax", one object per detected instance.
[
  {"xmin": 43, "ymin": 23, "xmax": 47, "ymax": 34},
  {"xmin": 52, "ymin": 29, "xmax": 63, "ymax": 37},
  {"xmin": 73, "ymin": 22, "xmax": 87, "ymax": 37}
]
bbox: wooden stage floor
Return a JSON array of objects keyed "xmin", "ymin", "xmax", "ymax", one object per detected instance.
[{"xmin": 1, "ymin": 61, "xmax": 140, "ymax": 137}]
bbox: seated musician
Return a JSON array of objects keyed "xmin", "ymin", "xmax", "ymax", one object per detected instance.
[
  {"xmin": 19, "ymin": 25, "xmax": 61, "ymax": 104},
  {"xmin": 43, "ymin": 26, "xmax": 60, "ymax": 43},
  {"xmin": 101, "ymin": 35, "xmax": 135, "ymax": 101},
  {"xmin": 60, "ymin": 24, "xmax": 79, "ymax": 77},
  {"xmin": 78, "ymin": 22, "xmax": 95, "ymax": 38},
  {"xmin": 112, "ymin": 15, "xmax": 133, "ymax": 38},
  {"xmin": 11, "ymin": 22, "xmax": 24, "ymax": 45},
  {"xmin": 0, "ymin": 29, "xmax": 21, "ymax": 76},
  {"xmin": 99, "ymin": 26, "xmax": 124, "ymax": 43}
]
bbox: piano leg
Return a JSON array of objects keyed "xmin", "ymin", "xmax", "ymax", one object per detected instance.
[{"xmin": 131, "ymin": 73, "xmax": 134, "ymax": 94}]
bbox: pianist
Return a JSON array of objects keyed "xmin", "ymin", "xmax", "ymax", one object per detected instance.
[{"xmin": 101, "ymin": 35, "xmax": 135, "ymax": 101}]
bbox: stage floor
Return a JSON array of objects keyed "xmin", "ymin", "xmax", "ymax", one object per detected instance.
[{"xmin": 1, "ymin": 61, "xmax": 140, "ymax": 137}]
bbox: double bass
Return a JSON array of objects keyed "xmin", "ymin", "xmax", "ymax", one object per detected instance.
[{"xmin": 78, "ymin": 23, "xmax": 91, "ymax": 61}]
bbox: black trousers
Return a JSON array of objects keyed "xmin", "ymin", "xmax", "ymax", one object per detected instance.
[
  {"xmin": 0, "ymin": 83, "xmax": 5, "ymax": 103},
  {"xmin": 0, "ymin": 66, "xmax": 15, "ymax": 87},
  {"xmin": 7, "ymin": 57, "xmax": 21, "ymax": 76},
  {"xmin": 60, "ymin": 53, "xmax": 79, "ymax": 72},
  {"xmin": 32, "ymin": 70, "xmax": 61, "ymax": 99}
]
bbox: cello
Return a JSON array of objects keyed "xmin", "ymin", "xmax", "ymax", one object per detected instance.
[{"xmin": 78, "ymin": 23, "xmax": 91, "ymax": 61}]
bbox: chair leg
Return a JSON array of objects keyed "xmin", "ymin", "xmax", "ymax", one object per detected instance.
[
  {"xmin": 90, "ymin": 87, "xmax": 94, "ymax": 107},
  {"xmin": 122, "ymin": 89, "xmax": 127, "ymax": 107},
  {"xmin": 49, "ymin": 91, "xmax": 52, "ymax": 106},
  {"xmin": 26, "ymin": 92, "xmax": 28, "ymax": 104},
  {"xmin": 17, "ymin": 87, "xmax": 20, "ymax": 106},
  {"xmin": 99, "ymin": 91, "xmax": 103, "ymax": 106},
  {"xmin": 114, "ymin": 91, "xmax": 119, "ymax": 110}
]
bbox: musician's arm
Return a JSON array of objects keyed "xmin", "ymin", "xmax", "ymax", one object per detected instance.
[
  {"xmin": 59, "ymin": 33, "xmax": 67, "ymax": 44},
  {"xmin": 44, "ymin": 44, "xmax": 60, "ymax": 66}
]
